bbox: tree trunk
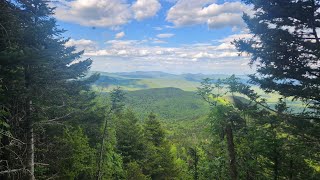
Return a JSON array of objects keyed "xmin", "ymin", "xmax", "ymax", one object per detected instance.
[
  {"xmin": 25, "ymin": 65, "xmax": 34, "ymax": 180},
  {"xmin": 225, "ymin": 124, "xmax": 237, "ymax": 180},
  {"xmin": 26, "ymin": 100, "xmax": 34, "ymax": 180},
  {"xmin": 96, "ymin": 116, "xmax": 108, "ymax": 180}
]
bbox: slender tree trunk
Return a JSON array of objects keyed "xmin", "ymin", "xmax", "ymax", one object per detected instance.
[
  {"xmin": 26, "ymin": 100, "xmax": 34, "ymax": 180},
  {"xmin": 96, "ymin": 115, "xmax": 108, "ymax": 180},
  {"xmin": 225, "ymin": 124, "xmax": 237, "ymax": 180},
  {"xmin": 25, "ymin": 65, "xmax": 34, "ymax": 180}
]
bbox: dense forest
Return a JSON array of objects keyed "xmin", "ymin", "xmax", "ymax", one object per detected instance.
[{"xmin": 0, "ymin": 0, "xmax": 319, "ymax": 180}]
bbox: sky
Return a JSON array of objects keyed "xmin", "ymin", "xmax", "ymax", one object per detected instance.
[{"xmin": 52, "ymin": 0, "xmax": 254, "ymax": 75}]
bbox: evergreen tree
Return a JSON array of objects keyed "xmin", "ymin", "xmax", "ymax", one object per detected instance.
[
  {"xmin": 235, "ymin": 0, "xmax": 320, "ymax": 176},
  {"xmin": 115, "ymin": 109, "xmax": 146, "ymax": 164},
  {"xmin": 144, "ymin": 113, "xmax": 165, "ymax": 147},
  {"xmin": 143, "ymin": 113, "xmax": 178, "ymax": 179},
  {"xmin": 96, "ymin": 87, "xmax": 126, "ymax": 180},
  {"xmin": 235, "ymin": 0, "xmax": 320, "ymax": 116},
  {"xmin": 199, "ymin": 76, "xmax": 320, "ymax": 179},
  {"xmin": 0, "ymin": 0, "xmax": 96, "ymax": 179}
]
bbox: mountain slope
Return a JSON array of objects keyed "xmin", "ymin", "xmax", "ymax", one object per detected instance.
[{"xmin": 125, "ymin": 87, "xmax": 210, "ymax": 121}]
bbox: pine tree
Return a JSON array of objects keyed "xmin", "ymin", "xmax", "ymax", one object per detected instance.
[
  {"xmin": 235, "ymin": 0, "xmax": 320, "ymax": 175},
  {"xmin": 143, "ymin": 113, "xmax": 178, "ymax": 179},
  {"xmin": 115, "ymin": 109, "xmax": 146, "ymax": 164},
  {"xmin": 235, "ymin": 0, "xmax": 320, "ymax": 114},
  {"xmin": 0, "ymin": 0, "xmax": 96, "ymax": 179},
  {"xmin": 144, "ymin": 113, "xmax": 165, "ymax": 147}
]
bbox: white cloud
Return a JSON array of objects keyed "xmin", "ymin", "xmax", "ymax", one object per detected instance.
[
  {"xmin": 53, "ymin": 0, "xmax": 161, "ymax": 27},
  {"xmin": 166, "ymin": 1, "xmax": 252, "ymax": 29},
  {"xmin": 106, "ymin": 40, "xmax": 147, "ymax": 48},
  {"xmin": 54, "ymin": 0, "xmax": 132, "ymax": 27},
  {"xmin": 65, "ymin": 39, "xmax": 97, "ymax": 51},
  {"xmin": 65, "ymin": 34, "xmax": 253, "ymax": 74},
  {"xmin": 115, "ymin": 31, "xmax": 125, "ymax": 39},
  {"xmin": 156, "ymin": 33, "xmax": 175, "ymax": 38},
  {"xmin": 132, "ymin": 0, "xmax": 161, "ymax": 20}
]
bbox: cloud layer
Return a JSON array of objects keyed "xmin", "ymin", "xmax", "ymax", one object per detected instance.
[
  {"xmin": 54, "ymin": 0, "xmax": 251, "ymax": 29},
  {"xmin": 57, "ymin": 0, "xmax": 254, "ymax": 74},
  {"xmin": 167, "ymin": 1, "xmax": 252, "ymax": 29},
  {"xmin": 67, "ymin": 33, "xmax": 253, "ymax": 74}
]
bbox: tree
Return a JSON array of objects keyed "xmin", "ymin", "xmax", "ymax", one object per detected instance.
[
  {"xmin": 49, "ymin": 127, "xmax": 95, "ymax": 179},
  {"xmin": 0, "ymin": 0, "xmax": 96, "ymax": 179},
  {"xmin": 96, "ymin": 87, "xmax": 125, "ymax": 180},
  {"xmin": 144, "ymin": 113, "xmax": 165, "ymax": 147},
  {"xmin": 188, "ymin": 147, "xmax": 200, "ymax": 180},
  {"xmin": 235, "ymin": 0, "xmax": 320, "ymax": 114},
  {"xmin": 199, "ymin": 75, "xmax": 320, "ymax": 179},
  {"xmin": 125, "ymin": 161, "xmax": 149, "ymax": 180},
  {"xmin": 143, "ymin": 113, "xmax": 178, "ymax": 179},
  {"xmin": 115, "ymin": 109, "xmax": 145, "ymax": 164},
  {"xmin": 198, "ymin": 77, "xmax": 250, "ymax": 180},
  {"xmin": 235, "ymin": 0, "xmax": 320, "ymax": 173}
]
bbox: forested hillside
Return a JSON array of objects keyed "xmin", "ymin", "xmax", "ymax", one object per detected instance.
[
  {"xmin": 1, "ymin": 0, "xmax": 320, "ymax": 180},
  {"xmin": 125, "ymin": 87, "xmax": 209, "ymax": 121}
]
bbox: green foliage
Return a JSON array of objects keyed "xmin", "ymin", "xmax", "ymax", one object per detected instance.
[
  {"xmin": 110, "ymin": 86, "xmax": 126, "ymax": 114},
  {"xmin": 115, "ymin": 109, "xmax": 146, "ymax": 164},
  {"xmin": 125, "ymin": 161, "xmax": 150, "ymax": 180},
  {"xmin": 144, "ymin": 113, "xmax": 166, "ymax": 147},
  {"xmin": 51, "ymin": 127, "xmax": 95, "ymax": 179},
  {"xmin": 198, "ymin": 75, "xmax": 320, "ymax": 180},
  {"xmin": 0, "ymin": 0, "xmax": 97, "ymax": 179},
  {"xmin": 142, "ymin": 113, "xmax": 179, "ymax": 179},
  {"xmin": 99, "ymin": 128, "xmax": 125, "ymax": 180}
]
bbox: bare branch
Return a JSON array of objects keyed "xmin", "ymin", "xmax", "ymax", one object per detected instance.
[{"xmin": 0, "ymin": 168, "xmax": 25, "ymax": 175}]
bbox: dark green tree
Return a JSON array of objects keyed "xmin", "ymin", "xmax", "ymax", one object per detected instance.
[
  {"xmin": 235, "ymin": 0, "xmax": 320, "ymax": 115},
  {"xmin": 235, "ymin": 0, "xmax": 320, "ymax": 176},
  {"xmin": 143, "ymin": 113, "xmax": 178, "ymax": 179},
  {"xmin": 144, "ymin": 113, "xmax": 165, "ymax": 147},
  {"xmin": 96, "ymin": 87, "xmax": 125, "ymax": 180},
  {"xmin": 115, "ymin": 109, "xmax": 146, "ymax": 164},
  {"xmin": 0, "ymin": 0, "xmax": 96, "ymax": 179}
]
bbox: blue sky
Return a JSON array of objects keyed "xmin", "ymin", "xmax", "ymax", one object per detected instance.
[{"xmin": 53, "ymin": 0, "xmax": 253, "ymax": 74}]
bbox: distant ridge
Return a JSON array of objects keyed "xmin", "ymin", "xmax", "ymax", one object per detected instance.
[
  {"xmin": 91, "ymin": 71, "xmax": 249, "ymax": 80},
  {"xmin": 91, "ymin": 71, "xmax": 250, "ymax": 91}
]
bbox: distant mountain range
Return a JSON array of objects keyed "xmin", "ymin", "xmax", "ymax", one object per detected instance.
[
  {"xmin": 93, "ymin": 71, "xmax": 250, "ymax": 81},
  {"xmin": 91, "ymin": 71, "xmax": 250, "ymax": 92}
]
